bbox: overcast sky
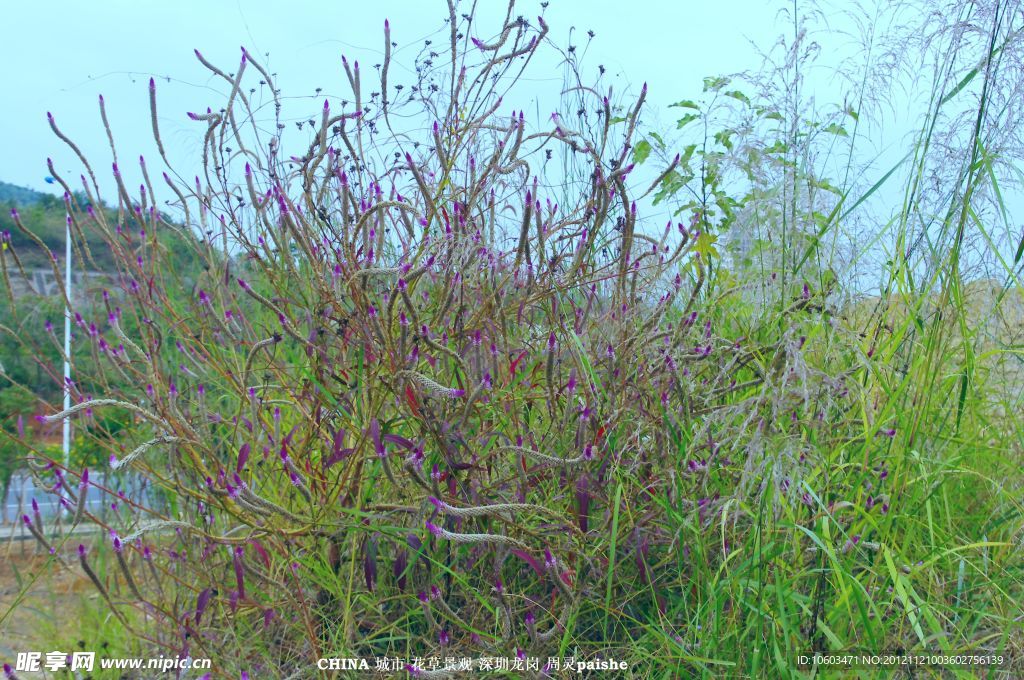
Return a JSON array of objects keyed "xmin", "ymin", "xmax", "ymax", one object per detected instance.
[
  {"xmin": 6, "ymin": 0, "xmax": 982, "ymax": 288},
  {"xmin": 0, "ymin": 0, "xmax": 819, "ymax": 195}
]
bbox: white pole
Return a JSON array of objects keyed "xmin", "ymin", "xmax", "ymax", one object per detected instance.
[{"xmin": 63, "ymin": 215, "xmax": 72, "ymax": 470}]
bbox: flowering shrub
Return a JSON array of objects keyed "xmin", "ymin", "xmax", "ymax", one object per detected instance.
[{"xmin": 5, "ymin": 1, "xmax": 1022, "ymax": 676}]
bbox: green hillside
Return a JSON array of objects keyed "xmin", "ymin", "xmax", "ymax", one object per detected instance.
[
  {"xmin": 0, "ymin": 179, "xmax": 194, "ymax": 273},
  {"xmin": 0, "ymin": 180, "xmax": 49, "ymax": 206}
]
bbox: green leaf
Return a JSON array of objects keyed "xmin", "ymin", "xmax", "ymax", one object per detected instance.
[
  {"xmin": 632, "ymin": 140, "xmax": 652, "ymax": 164},
  {"xmin": 725, "ymin": 90, "xmax": 750, "ymax": 105},
  {"xmin": 703, "ymin": 76, "xmax": 730, "ymax": 92},
  {"xmin": 812, "ymin": 178, "xmax": 844, "ymax": 196},
  {"xmin": 670, "ymin": 99, "xmax": 700, "ymax": 110},
  {"xmin": 822, "ymin": 123, "xmax": 849, "ymax": 137},
  {"xmin": 676, "ymin": 113, "xmax": 699, "ymax": 129}
]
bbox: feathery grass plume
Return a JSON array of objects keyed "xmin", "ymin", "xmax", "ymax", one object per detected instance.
[
  {"xmin": 494, "ymin": 445, "xmax": 586, "ymax": 467},
  {"xmin": 425, "ymin": 520, "xmax": 528, "ymax": 550},
  {"xmin": 428, "ymin": 496, "xmax": 556, "ymax": 519},
  {"xmin": 397, "ymin": 370, "xmax": 466, "ymax": 399}
]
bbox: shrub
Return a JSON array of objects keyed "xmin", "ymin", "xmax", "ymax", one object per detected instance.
[{"xmin": 4, "ymin": 1, "xmax": 1022, "ymax": 676}]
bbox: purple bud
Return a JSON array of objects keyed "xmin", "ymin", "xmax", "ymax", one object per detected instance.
[{"xmin": 233, "ymin": 546, "xmax": 246, "ymax": 598}]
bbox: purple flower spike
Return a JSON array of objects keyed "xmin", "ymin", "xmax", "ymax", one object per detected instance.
[
  {"xmin": 195, "ymin": 588, "xmax": 212, "ymax": 625},
  {"xmin": 425, "ymin": 521, "xmax": 442, "ymax": 538},
  {"xmin": 369, "ymin": 419, "xmax": 385, "ymax": 458},
  {"xmin": 78, "ymin": 544, "xmax": 87, "ymax": 559},
  {"xmin": 233, "ymin": 546, "xmax": 246, "ymax": 598},
  {"xmin": 428, "ymin": 496, "xmax": 442, "ymax": 509}
]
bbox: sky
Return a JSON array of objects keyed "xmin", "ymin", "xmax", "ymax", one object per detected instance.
[
  {"xmin": 0, "ymin": 0, "xmax": 794, "ymax": 195},
  {"xmin": 6, "ymin": 0, "xmax": 1000, "ymax": 293}
]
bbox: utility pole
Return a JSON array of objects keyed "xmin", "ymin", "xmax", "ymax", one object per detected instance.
[{"xmin": 63, "ymin": 214, "xmax": 72, "ymax": 470}]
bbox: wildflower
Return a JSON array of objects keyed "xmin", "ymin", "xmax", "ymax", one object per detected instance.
[
  {"xmin": 544, "ymin": 548, "xmax": 557, "ymax": 571},
  {"xmin": 233, "ymin": 546, "xmax": 246, "ymax": 598}
]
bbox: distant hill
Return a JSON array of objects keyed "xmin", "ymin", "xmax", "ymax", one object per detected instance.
[
  {"xmin": 0, "ymin": 180, "xmax": 51, "ymax": 207},
  {"xmin": 0, "ymin": 178, "xmax": 201, "ymax": 281},
  {"xmin": 1, "ymin": 180, "xmax": 119, "ymax": 271}
]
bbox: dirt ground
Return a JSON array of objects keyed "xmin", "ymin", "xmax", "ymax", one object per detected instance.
[{"xmin": 0, "ymin": 538, "xmax": 94, "ymax": 663}]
